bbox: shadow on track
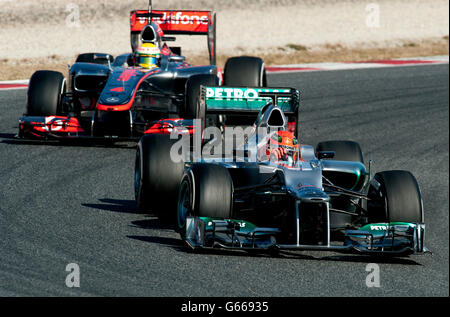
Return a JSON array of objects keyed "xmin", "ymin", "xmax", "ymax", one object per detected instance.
[
  {"xmin": 130, "ymin": 218, "xmax": 172, "ymax": 230},
  {"xmin": 164, "ymin": 245, "xmax": 422, "ymax": 265},
  {"xmin": 278, "ymin": 251, "xmax": 422, "ymax": 266},
  {"xmin": 0, "ymin": 133, "xmax": 136, "ymax": 149},
  {"xmin": 82, "ymin": 198, "xmax": 173, "ymax": 231},
  {"xmin": 82, "ymin": 198, "xmax": 141, "ymax": 214},
  {"xmin": 127, "ymin": 235, "xmax": 184, "ymax": 248},
  {"xmin": 0, "ymin": 133, "xmax": 17, "ymax": 139}
]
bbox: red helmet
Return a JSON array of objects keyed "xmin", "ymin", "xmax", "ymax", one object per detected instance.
[{"xmin": 267, "ymin": 130, "xmax": 299, "ymax": 164}]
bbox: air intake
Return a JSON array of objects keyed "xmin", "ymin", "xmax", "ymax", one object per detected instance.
[
  {"xmin": 141, "ymin": 25, "xmax": 157, "ymax": 43},
  {"xmin": 267, "ymin": 108, "xmax": 285, "ymax": 127}
]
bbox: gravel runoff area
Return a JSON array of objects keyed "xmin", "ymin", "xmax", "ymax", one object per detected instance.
[{"xmin": 0, "ymin": 0, "xmax": 448, "ymax": 79}]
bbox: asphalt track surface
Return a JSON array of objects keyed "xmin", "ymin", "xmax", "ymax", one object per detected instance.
[{"xmin": 0, "ymin": 64, "xmax": 448, "ymax": 297}]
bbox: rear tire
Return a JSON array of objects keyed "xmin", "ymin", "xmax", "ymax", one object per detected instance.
[
  {"xmin": 368, "ymin": 170, "xmax": 423, "ymax": 223},
  {"xmin": 135, "ymin": 134, "xmax": 186, "ymax": 223},
  {"xmin": 183, "ymin": 74, "xmax": 218, "ymax": 136},
  {"xmin": 222, "ymin": 56, "xmax": 267, "ymax": 127},
  {"xmin": 176, "ymin": 164, "xmax": 233, "ymax": 236},
  {"xmin": 130, "ymin": 31, "xmax": 140, "ymax": 52},
  {"xmin": 183, "ymin": 74, "xmax": 218, "ymax": 119},
  {"xmin": 27, "ymin": 70, "xmax": 66, "ymax": 116},
  {"xmin": 223, "ymin": 56, "xmax": 267, "ymax": 87}
]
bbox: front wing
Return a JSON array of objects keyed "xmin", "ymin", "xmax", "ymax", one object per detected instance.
[
  {"xmin": 185, "ymin": 217, "xmax": 430, "ymax": 257},
  {"xmin": 18, "ymin": 115, "xmax": 194, "ymax": 140},
  {"xmin": 18, "ymin": 116, "xmax": 88, "ymax": 139}
]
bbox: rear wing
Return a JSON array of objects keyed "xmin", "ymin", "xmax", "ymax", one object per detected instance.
[
  {"xmin": 201, "ymin": 86, "xmax": 300, "ymax": 115},
  {"xmin": 130, "ymin": 10, "xmax": 217, "ymax": 65}
]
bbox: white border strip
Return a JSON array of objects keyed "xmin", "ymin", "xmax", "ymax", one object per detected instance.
[
  {"xmin": 0, "ymin": 79, "xmax": 29, "ymax": 91},
  {"xmin": 0, "ymin": 79, "xmax": 29, "ymax": 85},
  {"xmin": 267, "ymin": 55, "xmax": 449, "ymax": 73}
]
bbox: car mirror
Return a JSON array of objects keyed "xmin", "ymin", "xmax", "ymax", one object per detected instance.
[
  {"xmin": 317, "ymin": 151, "xmax": 335, "ymax": 159},
  {"xmin": 126, "ymin": 54, "xmax": 135, "ymax": 67},
  {"xmin": 162, "ymin": 36, "xmax": 176, "ymax": 42},
  {"xmin": 169, "ymin": 55, "xmax": 186, "ymax": 63}
]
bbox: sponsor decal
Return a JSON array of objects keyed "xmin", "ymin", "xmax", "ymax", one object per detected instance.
[
  {"xmin": 106, "ymin": 97, "xmax": 120, "ymax": 103},
  {"xmin": 370, "ymin": 225, "xmax": 388, "ymax": 230},
  {"xmin": 44, "ymin": 116, "xmax": 64, "ymax": 131},
  {"xmin": 131, "ymin": 11, "xmax": 210, "ymax": 33},
  {"xmin": 136, "ymin": 12, "xmax": 209, "ymax": 26},
  {"xmin": 117, "ymin": 69, "xmax": 138, "ymax": 82},
  {"xmin": 206, "ymin": 87, "xmax": 259, "ymax": 99},
  {"xmin": 153, "ymin": 12, "xmax": 209, "ymax": 25},
  {"xmin": 38, "ymin": 116, "xmax": 84, "ymax": 133}
]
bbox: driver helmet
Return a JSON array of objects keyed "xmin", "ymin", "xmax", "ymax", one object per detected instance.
[
  {"xmin": 135, "ymin": 43, "xmax": 161, "ymax": 69},
  {"xmin": 267, "ymin": 130, "xmax": 299, "ymax": 165}
]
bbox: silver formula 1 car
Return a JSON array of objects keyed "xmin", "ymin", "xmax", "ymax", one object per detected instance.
[{"xmin": 135, "ymin": 86, "xmax": 428, "ymax": 257}]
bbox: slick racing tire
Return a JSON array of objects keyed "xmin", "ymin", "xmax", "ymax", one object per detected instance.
[
  {"xmin": 223, "ymin": 56, "xmax": 267, "ymax": 87},
  {"xmin": 27, "ymin": 70, "xmax": 66, "ymax": 116},
  {"xmin": 316, "ymin": 140, "xmax": 364, "ymax": 163},
  {"xmin": 135, "ymin": 134, "xmax": 185, "ymax": 223},
  {"xmin": 222, "ymin": 56, "xmax": 267, "ymax": 127},
  {"xmin": 184, "ymin": 74, "xmax": 218, "ymax": 137},
  {"xmin": 176, "ymin": 164, "xmax": 233, "ymax": 238},
  {"xmin": 184, "ymin": 74, "xmax": 218, "ymax": 119},
  {"xmin": 130, "ymin": 31, "xmax": 140, "ymax": 52},
  {"xmin": 367, "ymin": 170, "xmax": 423, "ymax": 223}
]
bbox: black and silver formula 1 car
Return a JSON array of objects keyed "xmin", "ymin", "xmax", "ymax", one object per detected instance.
[
  {"xmin": 18, "ymin": 1, "xmax": 267, "ymax": 141},
  {"xmin": 134, "ymin": 86, "xmax": 428, "ymax": 257}
]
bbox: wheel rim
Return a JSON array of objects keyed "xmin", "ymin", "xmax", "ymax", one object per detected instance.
[{"xmin": 177, "ymin": 180, "xmax": 191, "ymax": 231}]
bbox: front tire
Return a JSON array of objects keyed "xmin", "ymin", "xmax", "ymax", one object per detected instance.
[
  {"xmin": 27, "ymin": 70, "xmax": 66, "ymax": 116},
  {"xmin": 368, "ymin": 170, "xmax": 423, "ymax": 223},
  {"xmin": 176, "ymin": 164, "xmax": 233, "ymax": 237}
]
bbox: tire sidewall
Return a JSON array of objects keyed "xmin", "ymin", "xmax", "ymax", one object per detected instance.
[
  {"xmin": 223, "ymin": 56, "xmax": 266, "ymax": 87},
  {"xmin": 135, "ymin": 134, "xmax": 186, "ymax": 220},
  {"xmin": 369, "ymin": 170, "xmax": 423, "ymax": 223},
  {"xmin": 27, "ymin": 71, "xmax": 66, "ymax": 116},
  {"xmin": 176, "ymin": 172, "xmax": 195, "ymax": 236},
  {"xmin": 190, "ymin": 163, "xmax": 233, "ymax": 219}
]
